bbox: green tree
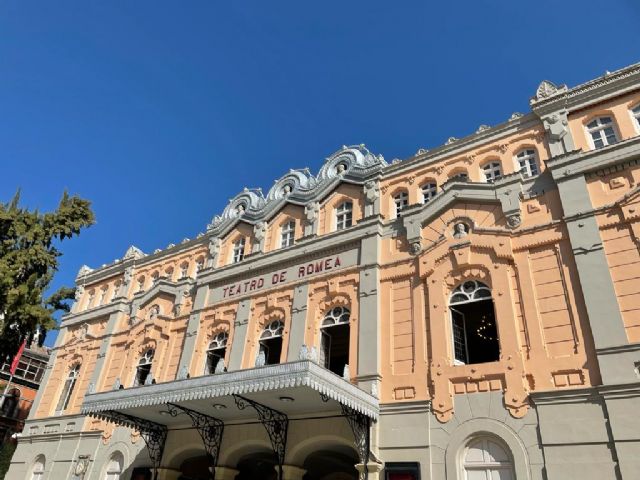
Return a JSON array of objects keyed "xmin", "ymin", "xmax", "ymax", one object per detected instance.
[
  {"xmin": 0, "ymin": 191, "xmax": 94, "ymax": 361},
  {"xmin": 0, "ymin": 440, "xmax": 17, "ymax": 480}
]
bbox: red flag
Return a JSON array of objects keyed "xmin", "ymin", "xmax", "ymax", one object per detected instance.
[{"xmin": 10, "ymin": 339, "xmax": 27, "ymax": 375}]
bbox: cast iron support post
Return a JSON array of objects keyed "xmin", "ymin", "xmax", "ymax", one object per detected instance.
[
  {"xmin": 340, "ymin": 403, "xmax": 371, "ymax": 480},
  {"xmin": 166, "ymin": 403, "xmax": 225, "ymax": 480},
  {"xmin": 233, "ymin": 394, "xmax": 288, "ymax": 480}
]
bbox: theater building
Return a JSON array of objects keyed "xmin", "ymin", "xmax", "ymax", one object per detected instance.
[{"xmin": 7, "ymin": 62, "xmax": 640, "ymax": 480}]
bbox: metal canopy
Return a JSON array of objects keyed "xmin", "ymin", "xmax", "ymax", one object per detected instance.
[{"xmin": 81, "ymin": 360, "xmax": 379, "ymax": 424}]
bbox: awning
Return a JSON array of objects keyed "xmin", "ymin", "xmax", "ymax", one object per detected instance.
[{"xmin": 81, "ymin": 359, "xmax": 379, "ymax": 423}]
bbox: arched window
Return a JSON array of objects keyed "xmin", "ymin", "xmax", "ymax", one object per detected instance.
[
  {"xmin": 179, "ymin": 262, "xmax": 189, "ymax": 279},
  {"xmin": 462, "ymin": 437, "xmax": 514, "ymax": 480},
  {"xmin": 0, "ymin": 388, "xmax": 20, "ymax": 418},
  {"xmin": 421, "ymin": 182, "xmax": 437, "ymax": 204},
  {"xmin": 134, "ymin": 349, "xmax": 154, "ymax": 386},
  {"xmin": 258, "ymin": 320, "xmax": 284, "ymax": 366},
  {"xmin": 586, "ymin": 116, "xmax": 618, "ymax": 149},
  {"xmin": 195, "ymin": 257, "xmax": 204, "ymax": 274},
  {"xmin": 280, "ymin": 220, "xmax": 296, "ymax": 248},
  {"xmin": 136, "ymin": 276, "xmax": 145, "ymax": 293},
  {"xmin": 205, "ymin": 332, "xmax": 228, "ymax": 374},
  {"xmin": 31, "ymin": 456, "xmax": 45, "ymax": 480},
  {"xmin": 393, "ymin": 191, "xmax": 409, "ymax": 218},
  {"xmin": 449, "ymin": 280, "xmax": 499, "ymax": 365},
  {"xmin": 482, "ymin": 161, "xmax": 503, "ymax": 182},
  {"xmin": 151, "ymin": 271, "xmax": 160, "ymax": 284},
  {"xmin": 104, "ymin": 452, "xmax": 123, "ymax": 480},
  {"xmin": 449, "ymin": 171, "xmax": 469, "ymax": 183},
  {"xmin": 232, "ymin": 238, "xmax": 246, "ymax": 264},
  {"xmin": 514, "ymin": 149, "xmax": 539, "ymax": 178},
  {"xmin": 320, "ymin": 307, "xmax": 350, "ymax": 377},
  {"xmin": 55, "ymin": 364, "xmax": 80, "ymax": 415},
  {"xmin": 336, "ymin": 201, "xmax": 353, "ymax": 230},
  {"xmin": 632, "ymin": 104, "xmax": 640, "ymax": 132}
]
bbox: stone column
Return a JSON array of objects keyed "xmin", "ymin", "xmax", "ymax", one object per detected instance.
[
  {"xmin": 228, "ymin": 299, "xmax": 251, "ymax": 370},
  {"xmin": 355, "ymin": 461, "xmax": 384, "ymax": 480},
  {"xmin": 287, "ymin": 283, "xmax": 309, "ymax": 362},
  {"xmin": 214, "ymin": 466, "xmax": 239, "ymax": 480},
  {"xmin": 176, "ymin": 284, "xmax": 210, "ymax": 376}
]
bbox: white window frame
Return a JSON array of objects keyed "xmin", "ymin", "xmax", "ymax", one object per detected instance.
[
  {"xmin": 232, "ymin": 238, "xmax": 246, "ymax": 264},
  {"xmin": 514, "ymin": 149, "xmax": 539, "ymax": 178},
  {"xmin": 449, "ymin": 171, "xmax": 468, "ymax": 182},
  {"xmin": 258, "ymin": 320, "xmax": 285, "ymax": 365},
  {"xmin": 336, "ymin": 201, "xmax": 353, "ymax": 231},
  {"xmin": 421, "ymin": 182, "xmax": 437, "ymax": 204},
  {"xmin": 134, "ymin": 349, "xmax": 154, "ymax": 386},
  {"xmin": 482, "ymin": 161, "xmax": 502, "ymax": 182},
  {"xmin": 55, "ymin": 364, "xmax": 80, "ymax": 415},
  {"xmin": 393, "ymin": 191, "xmax": 409, "ymax": 218},
  {"xmin": 205, "ymin": 332, "xmax": 228, "ymax": 374},
  {"xmin": 631, "ymin": 104, "xmax": 640, "ymax": 134},
  {"xmin": 280, "ymin": 220, "xmax": 296, "ymax": 248},
  {"xmin": 31, "ymin": 457, "xmax": 45, "ymax": 480},
  {"xmin": 586, "ymin": 116, "xmax": 619, "ymax": 149}
]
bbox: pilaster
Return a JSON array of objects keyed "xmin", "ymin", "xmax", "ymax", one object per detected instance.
[
  {"xmin": 228, "ymin": 299, "xmax": 251, "ymax": 370},
  {"xmin": 554, "ymin": 171, "xmax": 631, "ymax": 384},
  {"xmin": 177, "ymin": 285, "xmax": 210, "ymax": 375},
  {"xmin": 357, "ymin": 234, "xmax": 381, "ymax": 394},
  {"xmin": 28, "ymin": 326, "xmax": 67, "ymax": 419},
  {"xmin": 286, "ymin": 283, "xmax": 309, "ymax": 362},
  {"xmin": 88, "ymin": 308, "xmax": 126, "ymax": 392}
]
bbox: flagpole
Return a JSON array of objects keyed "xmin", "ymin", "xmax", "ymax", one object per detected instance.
[{"xmin": 1, "ymin": 373, "xmax": 14, "ymax": 410}]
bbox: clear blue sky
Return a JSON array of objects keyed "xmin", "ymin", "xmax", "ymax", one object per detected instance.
[{"xmin": 1, "ymin": 1, "xmax": 638, "ymax": 345}]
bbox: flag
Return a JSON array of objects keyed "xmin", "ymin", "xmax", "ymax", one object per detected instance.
[{"xmin": 10, "ymin": 339, "xmax": 27, "ymax": 375}]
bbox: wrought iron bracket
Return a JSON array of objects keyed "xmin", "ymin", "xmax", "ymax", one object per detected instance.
[
  {"xmin": 166, "ymin": 403, "xmax": 224, "ymax": 480},
  {"xmin": 94, "ymin": 410, "xmax": 167, "ymax": 480},
  {"xmin": 340, "ymin": 403, "xmax": 371, "ymax": 480},
  {"xmin": 233, "ymin": 394, "xmax": 288, "ymax": 480}
]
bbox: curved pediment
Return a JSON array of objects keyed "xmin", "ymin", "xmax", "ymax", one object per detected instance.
[
  {"xmin": 206, "ymin": 145, "xmax": 386, "ymax": 235},
  {"xmin": 129, "ymin": 278, "xmax": 194, "ymax": 320}
]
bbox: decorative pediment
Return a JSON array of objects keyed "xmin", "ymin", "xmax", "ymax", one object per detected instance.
[
  {"xmin": 123, "ymin": 245, "xmax": 146, "ymax": 260},
  {"xmin": 129, "ymin": 279, "xmax": 194, "ymax": 322}
]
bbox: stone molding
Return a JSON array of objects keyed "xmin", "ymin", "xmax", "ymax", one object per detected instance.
[{"xmin": 82, "ymin": 360, "xmax": 379, "ymax": 420}]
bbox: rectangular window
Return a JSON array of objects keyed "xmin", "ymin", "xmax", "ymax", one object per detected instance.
[
  {"xmin": 336, "ymin": 202, "xmax": 353, "ymax": 230},
  {"xmin": 232, "ymin": 238, "xmax": 246, "ymax": 263},
  {"xmin": 280, "ymin": 220, "xmax": 295, "ymax": 248},
  {"xmin": 385, "ymin": 462, "xmax": 421, "ymax": 480}
]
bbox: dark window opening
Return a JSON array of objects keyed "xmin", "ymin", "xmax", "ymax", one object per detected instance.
[
  {"xmin": 449, "ymin": 280, "xmax": 500, "ymax": 365},
  {"xmin": 206, "ymin": 349, "xmax": 226, "ymax": 374},
  {"xmin": 385, "ymin": 462, "xmax": 421, "ymax": 480},
  {"xmin": 451, "ymin": 298, "xmax": 499, "ymax": 364},
  {"xmin": 259, "ymin": 337, "xmax": 283, "ymax": 365},
  {"xmin": 135, "ymin": 363, "xmax": 152, "ymax": 386},
  {"xmin": 320, "ymin": 324, "xmax": 350, "ymax": 376}
]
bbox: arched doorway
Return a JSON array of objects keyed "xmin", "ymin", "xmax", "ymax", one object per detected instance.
[
  {"xmin": 235, "ymin": 450, "xmax": 278, "ymax": 480},
  {"xmin": 178, "ymin": 454, "xmax": 212, "ymax": 480},
  {"xmin": 302, "ymin": 446, "xmax": 359, "ymax": 480}
]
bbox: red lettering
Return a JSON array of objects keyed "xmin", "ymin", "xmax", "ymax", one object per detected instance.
[
  {"xmin": 279, "ymin": 271, "xmax": 286, "ymax": 282},
  {"xmin": 314, "ymin": 261, "xmax": 323, "ymax": 273},
  {"xmin": 334, "ymin": 256, "xmax": 341, "ymax": 267},
  {"xmin": 272, "ymin": 273, "xmax": 280, "ymax": 284},
  {"xmin": 257, "ymin": 278, "xmax": 264, "ymax": 288},
  {"xmin": 250, "ymin": 279, "xmax": 257, "ymax": 290},
  {"xmin": 325, "ymin": 259, "xmax": 332, "ymax": 270},
  {"xmin": 243, "ymin": 281, "xmax": 250, "ymax": 293},
  {"xmin": 307, "ymin": 264, "xmax": 314, "ymax": 275},
  {"xmin": 298, "ymin": 266, "xmax": 306, "ymax": 277},
  {"xmin": 222, "ymin": 286, "xmax": 229, "ymax": 298}
]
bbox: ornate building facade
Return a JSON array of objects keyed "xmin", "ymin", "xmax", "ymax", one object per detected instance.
[{"xmin": 7, "ymin": 62, "xmax": 640, "ymax": 480}]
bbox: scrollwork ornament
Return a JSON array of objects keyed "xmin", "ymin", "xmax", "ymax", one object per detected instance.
[{"xmin": 506, "ymin": 214, "xmax": 521, "ymax": 229}]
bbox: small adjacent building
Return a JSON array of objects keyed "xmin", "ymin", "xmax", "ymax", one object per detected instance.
[
  {"xmin": 0, "ymin": 344, "xmax": 50, "ymax": 445},
  {"xmin": 7, "ymin": 62, "xmax": 640, "ymax": 480}
]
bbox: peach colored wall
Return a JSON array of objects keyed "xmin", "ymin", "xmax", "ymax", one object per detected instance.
[
  {"xmin": 317, "ymin": 184, "xmax": 364, "ymax": 235},
  {"xmin": 568, "ymin": 92, "xmax": 640, "ymax": 152},
  {"xmin": 264, "ymin": 205, "xmax": 305, "ymax": 252}
]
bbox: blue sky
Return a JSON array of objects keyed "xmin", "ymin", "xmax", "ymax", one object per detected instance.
[{"xmin": 1, "ymin": 1, "xmax": 638, "ymax": 345}]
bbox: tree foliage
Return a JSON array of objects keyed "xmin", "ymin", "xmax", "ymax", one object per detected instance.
[{"xmin": 0, "ymin": 191, "xmax": 94, "ymax": 361}]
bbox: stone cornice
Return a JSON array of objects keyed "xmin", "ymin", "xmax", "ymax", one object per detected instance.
[
  {"xmin": 60, "ymin": 299, "xmax": 129, "ymax": 328},
  {"xmin": 530, "ymin": 62, "xmax": 640, "ymax": 115},
  {"xmin": 382, "ymin": 114, "xmax": 540, "ymax": 177},
  {"xmin": 531, "ymin": 382, "xmax": 640, "ymax": 405},
  {"xmin": 546, "ymin": 135, "xmax": 640, "ymax": 181}
]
